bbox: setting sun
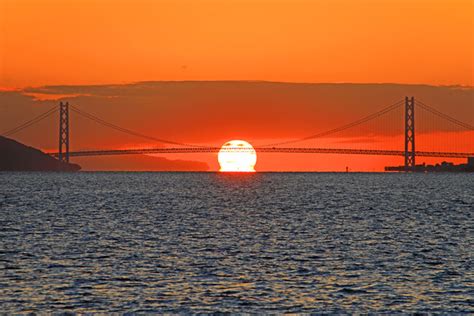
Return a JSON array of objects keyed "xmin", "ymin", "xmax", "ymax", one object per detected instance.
[{"xmin": 218, "ymin": 140, "xmax": 257, "ymax": 172}]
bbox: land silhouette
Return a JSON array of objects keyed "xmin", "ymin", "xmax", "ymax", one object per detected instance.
[{"xmin": 0, "ymin": 136, "xmax": 80, "ymax": 171}]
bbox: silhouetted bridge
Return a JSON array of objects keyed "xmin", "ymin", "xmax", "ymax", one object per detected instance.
[{"xmin": 3, "ymin": 96, "xmax": 473, "ymax": 171}]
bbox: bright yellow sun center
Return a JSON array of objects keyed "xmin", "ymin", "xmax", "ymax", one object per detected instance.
[{"xmin": 218, "ymin": 140, "xmax": 257, "ymax": 172}]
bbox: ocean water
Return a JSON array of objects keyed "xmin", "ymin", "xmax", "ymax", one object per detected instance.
[{"xmin": 0, "ymin": 172, "xmax": 473, "ymax": 313}]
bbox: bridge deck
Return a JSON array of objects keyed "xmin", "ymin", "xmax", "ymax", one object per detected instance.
[{"xmin": 48, "ymin": 147, "xmax": 474, "ymax": 159}]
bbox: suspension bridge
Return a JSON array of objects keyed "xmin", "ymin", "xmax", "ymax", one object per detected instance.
[{"xmin": 2, "ymin": 96, "xmax": 473, "ymax": 171}]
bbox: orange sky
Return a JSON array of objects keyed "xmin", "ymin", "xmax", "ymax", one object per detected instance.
[
  {"xmin": 0, "ymin": 0, "xmax": 473, "ymax": 171},
  {"xmin": 1, "ymin": 0, "xmax": 472, "ymax": 88}
]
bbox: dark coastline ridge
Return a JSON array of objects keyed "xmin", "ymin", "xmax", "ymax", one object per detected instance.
[{"xmin": 0, "ymin": 136, "xmax": 81, "ymax": 172}]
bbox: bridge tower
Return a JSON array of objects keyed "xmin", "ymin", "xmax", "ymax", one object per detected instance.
[
  {"xmin": 58, "ymin": 102, "xmax": 70, "ymax": 163},
  {"xmin": 404, "ymin": 96, "xmax": 415, "ymax": 171}
]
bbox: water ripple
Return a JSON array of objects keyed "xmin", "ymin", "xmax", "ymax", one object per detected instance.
[{"xmin": 0, "ymin": 172, "xmax": 473, "ymax": 313}]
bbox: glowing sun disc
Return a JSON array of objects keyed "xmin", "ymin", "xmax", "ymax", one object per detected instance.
[{"xmin": 218, "ymin": 140, "xmax": 257, "ymax": 172}]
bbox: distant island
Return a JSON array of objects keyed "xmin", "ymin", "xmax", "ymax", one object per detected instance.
[{"xmin": 0, "ymin": 136, "xmax": 81, "ymax": 171}]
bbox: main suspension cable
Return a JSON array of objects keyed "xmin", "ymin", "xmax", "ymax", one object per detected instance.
[
  {"xmin": 70, "ymin": 105, "xmax": 207, "ymax": 148},
  {"xmin": 258, "ymin": 99, "xmax": 404, "ymax": 147},
  {"xmin": 416, "ymin": 100, "xmax": 474, "ymax": 131},
  {"xmin": 1, "ymin": 106, "xmax": 58, "ymax": 137}
]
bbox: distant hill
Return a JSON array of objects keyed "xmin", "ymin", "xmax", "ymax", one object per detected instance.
[
  {"xmin": 74, "ymin": 154, "xmax": 209, "ymax": 171},
  {"xmin": 0, "ymin": 136, "xmax": 81, "ymax": 171}
]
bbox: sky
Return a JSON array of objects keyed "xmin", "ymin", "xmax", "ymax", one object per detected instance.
[
  {"xmin": 1, "ymin": 0, "xmax": 472, "ymax": 88},
  {"xmin": 0, "ymin": 0, "xmax": 473, "ymax": 171}
]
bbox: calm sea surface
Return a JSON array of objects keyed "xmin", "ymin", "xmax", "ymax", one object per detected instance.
[{"xmin": 1, "ymin": 172, "xmax": 473, "ymax": 313}]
